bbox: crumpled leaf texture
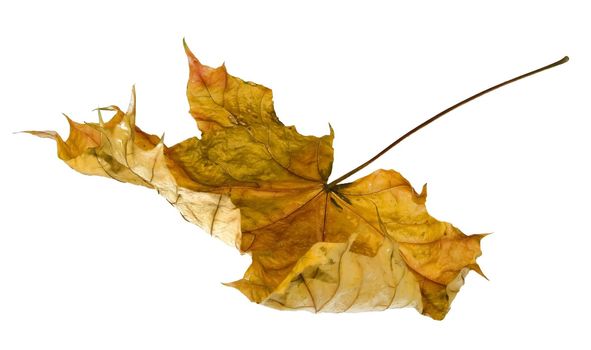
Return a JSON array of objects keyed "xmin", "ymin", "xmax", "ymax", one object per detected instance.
[{"xmin": 28, "ymin": 43, "xmax": 484, "ymax": 320}]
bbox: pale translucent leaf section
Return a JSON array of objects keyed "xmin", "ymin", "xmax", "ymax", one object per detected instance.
[{"xmin": 26, "ymin": 89, "xmax": 242, "ymax": 248}]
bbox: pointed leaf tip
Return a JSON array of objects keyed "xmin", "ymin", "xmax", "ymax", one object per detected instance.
[
  {"xmin": 97, "ymin": 108, "xmax": 105, "ymax": 125},
  {"xmin": 183, "ymin": 39, "xmax": 199, "ymax": 63},
  {"xmin": 127, "ymin": 86, "xmax": 136, "ymax": 116},
  {"xmin": 470, "ymin": 263, "xmax": 489, "ymax": 280},
  {"xmin": 20, "ymin": 129, "xmax": 59, "ymax": 140}
]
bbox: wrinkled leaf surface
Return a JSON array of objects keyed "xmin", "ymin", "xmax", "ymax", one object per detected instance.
[{"xmin": 27, "ymin": 43, "xmax": 484, "ymax": 320}]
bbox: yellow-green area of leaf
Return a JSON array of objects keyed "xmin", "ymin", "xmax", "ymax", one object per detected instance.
[{"xmin": 25, "ymin": 41, "xmax": 568, "ymax": 319}]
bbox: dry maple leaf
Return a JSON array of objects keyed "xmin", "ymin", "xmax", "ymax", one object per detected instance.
[{"xmin": 25, "ymin": 42, "xmax": 568, "ymax": 320}]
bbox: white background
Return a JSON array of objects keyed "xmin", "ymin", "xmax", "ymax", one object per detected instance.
[{"xmin": 1, "ymin": 1, "xmax": 589, "ymax": 349}]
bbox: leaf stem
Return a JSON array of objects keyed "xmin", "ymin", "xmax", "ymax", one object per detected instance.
[{"xmin": 327, "ymin": 56, "xmax": 569, "ymax": 188}]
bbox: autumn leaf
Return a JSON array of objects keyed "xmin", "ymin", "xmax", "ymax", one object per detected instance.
[{"xmin": 24, "ymin": 42, "xmax": 567, "ymax": 320}]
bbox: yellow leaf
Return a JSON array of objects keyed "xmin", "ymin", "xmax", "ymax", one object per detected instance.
[{"xmin": 26, "ymin": 42, "xmax": 487, "ymax": 320}]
